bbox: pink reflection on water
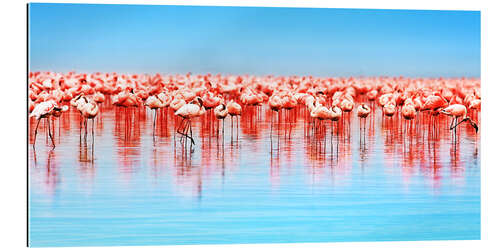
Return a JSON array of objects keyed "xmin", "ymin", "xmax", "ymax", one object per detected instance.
[{"xmin": 29, "ymin": 99, "xmax": 480, "ymax": 199}]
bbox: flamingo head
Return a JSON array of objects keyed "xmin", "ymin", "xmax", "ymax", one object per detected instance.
[
  {"xmin": 205, "ymin": 81, "xmax": 213, "ymax": 89},
  {"xmin": 193, "ymin": 96, "xmax": 204, "ymax": 107},
  {"xmin": 465, "ymin": 117, "xmax": 479, "ymax": 133},
  {"xmin": 440, "ymin": 108, "xmax": 451, "ymax": 115},
  {"xmin": 221, "ymin": 103, "xmax": 226, "ymax": 110}
]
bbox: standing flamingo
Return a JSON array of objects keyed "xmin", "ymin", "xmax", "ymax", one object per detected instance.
[
  {"xmin": 30, "ymin": 100, "xmax": 67, "ymax": 148},
  {"xmin": 226, "ymin": 100, "xmax": 242, "ymax": 140},
  {"xmin": 383, "ymin": 102, "xmax": 396, "ymax": 117},
  {"xmin": 281, "ymin": 93, "xmax": 298, "ymax": 138},
  {"xmin": 214, "ymin": 103, "xmax": 228, "ymax": 141},
  {"xmin": 268, "ymin": 95, "xmax": 284, "ymax": 142},
  {"xmin": 441, "ymin": 104, "xmax": 478, "ymax": 140},
  {"xmin": 356, "ymin": 104, "xmax": 371, "ymax": 132},
  {"xmin": 78, "ymin": 97, "xmax": 99, "ymax": 139},
  {"xmin": 144, "ymin": 94, "xmax": 167, "ymax": 137},
  {"xmin": 402, "ymin": 103, "xmax": 417, "ymax": 120},
  {"xmin": 175, "ymin": 97, "xmax": 206, "ymax": 146}
]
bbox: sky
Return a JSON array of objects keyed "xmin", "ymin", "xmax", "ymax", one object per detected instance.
[{"xmin": 28, "ymin": 3, "xmax": 480, "ymax": 77}]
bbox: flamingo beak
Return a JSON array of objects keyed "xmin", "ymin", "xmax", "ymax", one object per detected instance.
[
  {"xmin": 440, "ymin": 109, "xmax": 449, "ymax": 115},
  {"xmin": 470, "ymin": 120, "xmax": 478, "ymax": 133}
]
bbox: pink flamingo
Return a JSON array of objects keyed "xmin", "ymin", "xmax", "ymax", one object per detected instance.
[
  {"xmin": 441, "ymin": 104, "xmax": 478, "ymax": 139},
  {"xmin": 356, "ymin": 104, "xmax": 371, "ymax": 132},
  {"xmin": 30, "ymin": 100, "xmax": 68, "ymax": 148},
  {"xmin": 175, "ymin": 97, "xmax": 206, "ymax": 146},
  {"xmin": 77, "ymin": 97, "xmax": 99, "ymax": 139},
  {"xmin": 214, "ymin": 103, "xmax": 228, "ymax": 140},
  {"xmin": 226, "ymin": 100, "xmax": 242, "ymax": 138},
  {"xmin": 144, "ymin": 94, "xmax": 167, "ymax": 136}
]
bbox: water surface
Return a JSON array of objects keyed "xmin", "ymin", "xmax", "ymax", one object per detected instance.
[{"xmin": 28, "ymin": 102, "xmax": 480, "ymax": 247}]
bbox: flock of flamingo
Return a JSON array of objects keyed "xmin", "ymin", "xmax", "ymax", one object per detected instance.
[{"xmin": 29, "ymin": 72, "xmax": 480, "ymax": 153}]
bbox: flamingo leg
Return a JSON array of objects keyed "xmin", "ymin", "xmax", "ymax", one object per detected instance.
[
  {"xmin": 277, "ymin": 111, "xmax": 280, "ymax": 150},
  {"xmin": 181, "ymin": 121, "xmax": 189, "ymax": 144},
  {"xmin": 217, "ymin": 118, "xmax": 220, "ymax": 138},
  {"xmin": 359, "ymin": 118, "xmax": 362, "ymax": 135},
  {"xmin": 177, "ymin": 118, "xmax": 188, "ymax": 139},
  {"xmin": 454, "ymin": 117, "xmax": 458, "ymax": 143},
  {"xmin": 84, "ymin": 119, "xmax": 88, "ymax": 141},
  {"xmin": 179, "ymin": 119, "xmax": 195, "ymax": 145},
  {"xmin": 364, "ymin": 117, "xmax": 367, "ymax": 134},
  {"xmin": 186, "ymin": 120, "xmax": 192, "ymax": 144},
  {"xmin": 189, "ymin": 120, "xmax": 195, "ymax": 145},
  {"xmin": 47, "ymin": 117, "xmax": 55, "ymax": 148},
  {"xmin": 79, "ymin": 115, "xmax": 82, "ymax": 140},
  {"xmin": 324, "ymin": 122, "xmax": 327, "ymax": 153},
  {"xmin": 153, "ymin": 109, "xmax": 157, "ymax": 138},
  {"xmin": 450, "ymin": 117, "xmax": 468, "ymax": 130},
  {"xmin": 270, "ymin": 110, "xmax": 273, "ymax": 147},
  {"xmin": 33, "ymin": 118, "xmax": 41, "ymax": 146}
]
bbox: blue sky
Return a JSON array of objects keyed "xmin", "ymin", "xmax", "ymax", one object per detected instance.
[{"xmin": 28, "ymin": 3, "xmax": 480, "ymax": 77}]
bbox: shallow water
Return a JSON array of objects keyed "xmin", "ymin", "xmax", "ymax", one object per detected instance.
[{"xmin": 28, "ymin": 102, "xmax": 480, "ymax": 247}]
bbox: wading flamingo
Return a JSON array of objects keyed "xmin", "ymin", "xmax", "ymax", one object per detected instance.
[
  {"xmin": 144, "ymin": 94, "xmax": 167, "ymax": 136},
  {"xmin": 356, "ymin": 104, "xmax": 371, "ymax": 132},
  {"xmin": 227, "ymin": 100, "xmax": 242, "ymax": 136},
  {"xmin": 441, "ymin": 104, "xmax": 478, "ymax": 138},
  {"xmin": 78, "ymin": 97, "xmax": 99, "ymax": 138},
  {"xmin": 30, "ymin": 100, "xmax": 67, "ymax": 148},
  {"xmin": 214, "ymin": 103, "xmax": 228, "ymax": 140},
  {"xmin": 175, "ymin": 97, "xmax": 206, "ymax": 146}
]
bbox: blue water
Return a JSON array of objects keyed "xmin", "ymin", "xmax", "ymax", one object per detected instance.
[{"xmin": 28, "ymin": 106, "xmax": 480, "ymax": 247}]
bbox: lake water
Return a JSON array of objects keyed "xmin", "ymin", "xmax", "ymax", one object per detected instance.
[{"xmin": 28, "ymin": 101, "xmax": 480, "ymax": 247}]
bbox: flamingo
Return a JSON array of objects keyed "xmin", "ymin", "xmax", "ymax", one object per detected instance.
[
  {"xmin": 112, "ymin": 88, "xmax": 140, "ymax": 107},
  {"xmin": 340, "ymin": 97, "xmax": 354, "ymax": 113},
  {"xmin": 170, "ymin": 97, "xmax": 186, "ymax": 112},
  {"xmin": 78, "ymin": 97, "xmax": 99, "ymax": 138},
  {"xmin": 441, "ymin": 104, "xmax": 478, "ymax": 137},
  {"xmin": 309, "ymin": 100, "xmax": 332, "ymax": 136},
  {"xmin": 356, "ymin": 104, "xmax": 370, "ymax": 132},
  {"xmin": 175, "ymin": 97, "xmax": 206, "ymax": 145},
  {"xmin": 367, "ymin": 89, "xmax": 378, "ymax": 101},
  {"xmin": 402, "ymin": 103, "xmax": 417, "ymax": 121},
  {"xmin": 214, "ymin": 103, "xmax": 228, "ymax": 140},
  {"xmin": 401, "ymin": 103, "xmax": 417, "ymax": 136},
  {"xmin": 30, "ymin": 100, "xmax": 68, "ymax": 147},
  {"xmin": 93, "ymin": 92, "xmax": 105, "ymax": 103},
  {"xmin": 281, "ymin": 93, "xmax": 297, "ymax": 137},
  {"xmin": 144, "ymin": 94, "xmax": 167, "ymax": 136},
  {"xmin": 422, "ymin": 92, "xmax": 448, "ymax": 117},
  {"xmin": 328, "ymin": 106, "xmax": 342, "ymax": 138},
  {"xmin": 226, "ymin": 100, "xmax": 242, "ymax": 135},
  {"xmin": 269, "ymin": 94, "xmax": 284, "ymax": 139},
  {"xmin": 383, "ymin": 103, "xmax": 396, "ymax": 117}
]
